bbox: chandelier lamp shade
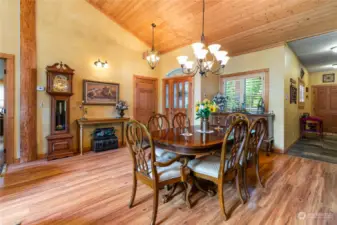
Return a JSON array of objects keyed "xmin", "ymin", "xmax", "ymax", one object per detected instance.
[
  {"xmin": 146, "ymin": 23, "xmax": 160, "ymax": 70},
  {"xmin": 177, "ymin": 0, "xmax": 230, "ymax": 77}
]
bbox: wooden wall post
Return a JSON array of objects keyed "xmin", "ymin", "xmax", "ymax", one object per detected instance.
[{"xmin": 20, "ymin": 0, "xmax": 37, "ymax": 162}]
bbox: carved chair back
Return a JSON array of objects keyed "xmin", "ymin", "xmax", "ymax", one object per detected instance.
[
  {"xmin": 225, "ymin": 113, "xmax": 250, "ymax": 127},
  {"xmin": 219, "ymin": 118, "xmax": 249, "ymax": 177},
  {"xmin": 246, "ymin": 118, "xmax": 267, "ymax": 160},
  {"xmin": 126, "ymin": 120, "xmax": 158, "ymax": 182},
  {"xmin": 147, "ymin": 113, "xmax": 170, "ymax": 132},
  {"xmin": 172, "ymin": 112, "xmax": 190, "ymax": 128}
]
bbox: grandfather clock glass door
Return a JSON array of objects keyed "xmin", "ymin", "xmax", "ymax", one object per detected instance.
[
  {"xmin": 163, "ymin": 76, "xmax": 193, "ymax": 123},
  {"xmin": 53, "ymin": 97, "xmax": 69, "ymax": 133}
]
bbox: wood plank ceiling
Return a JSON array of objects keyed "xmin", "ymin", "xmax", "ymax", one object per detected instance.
[{"xmin": 87, "ymin": 0, "xmax": 337, "ymax": 55}]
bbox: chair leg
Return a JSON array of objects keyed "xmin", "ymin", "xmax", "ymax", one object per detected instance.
[
  {"xmin": 242, "ymin": 166, "xmax": 249, "ymax": 200},
  {"xmin": 151, "ymin": 189, "xmax": 159, "ymax": 225},
  {"xmin": 217, "ymin": 181, "xmax": 228, "ymax": 220},
  {"xmin": 255, "ymin": 154, "xmax": 264, "ymax": 188},
  {"xmin": 129, "ymin": 171, "xmax": 137, "ymax": 208},
  {"xmin": 235, "ymin": 169, "xmax": 245, "ymax": 204}
]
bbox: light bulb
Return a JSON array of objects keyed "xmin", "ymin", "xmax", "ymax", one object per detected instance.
[
  {"xmin": 177, "ymin": 56, "xmax": 188, "ymax": 65},
  {"xmin": 103, "ymin": 61, "xmax": 109, "ymax": 68},
  {"xmin": 191, "ymin": 42, "xmax": 204, "ymax": 52},
  {"xmin": 95, "ymin": 59, "xmax": 102, "ymax": 68},
  {"xmin": 208, "ymin": 44, "xmax": 221, "ymax": 54},
  {"xmin": 214, "ymin": 51, "xmax": 228, "ymax": 61},
  {"xmin": 220, "ymin": 56, "xmax": 230, "ymax": 65},
  {"xmin": 195, "ymin": 49, "xmax": 208, "ymax": 60},
  {"xmin": 185, "ymin": 61, "xmax": 194, "ymax": 69}
]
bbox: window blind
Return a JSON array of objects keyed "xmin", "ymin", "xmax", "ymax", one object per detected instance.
[{"xmin": 222, "ymin": 72, "xmax": 265, "ymax": 112}]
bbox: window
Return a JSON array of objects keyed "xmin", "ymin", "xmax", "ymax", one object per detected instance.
[
  {"xmin": 221, "ymin": 70, "xmax": 268, "ymax": 112},
  {"xmin": 298, "ymin": 79, "xmax": 305, "ymax": 109}
]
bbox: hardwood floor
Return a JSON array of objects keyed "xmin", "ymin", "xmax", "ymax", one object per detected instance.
[{"xmin": 0, "ymin": 148, "xmax": 336, "ymax": 225}]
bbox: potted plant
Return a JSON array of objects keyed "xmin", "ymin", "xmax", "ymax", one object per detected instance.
[
  {"xmin": 212, "ymin": 93, "xmax": 228, "ymax": 112},
  {"xmin": 116, "ymin": 100, "xmax": 128, "ymax": 118},
  {"xmin": 195, "ymin": 99, "xmax": 217, "ymax": 132}
]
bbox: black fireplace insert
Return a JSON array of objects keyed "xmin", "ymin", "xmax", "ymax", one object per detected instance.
[{"xmin": 92, "ymin": 128, "xmax": 118, "ymax": 152}]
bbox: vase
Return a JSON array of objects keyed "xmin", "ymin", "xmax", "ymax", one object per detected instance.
[
  {"xmin": 118, "ymin": 109, "xmax": 125, "ymax": 118},
  {"xmin": 201, "ymin": 117, "xmax": 210, "ymax": 132}
]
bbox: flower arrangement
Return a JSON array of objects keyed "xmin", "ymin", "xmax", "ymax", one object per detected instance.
[
  {"xmin": 116, "ymin": 100, "xmax": 128, "ymax": 118},
  {"xmin": 212, "ymin": 93, "xmax": 228, "ymax": 112},
  {"xmin": 195, "ymin": 99, "xmax": 217, "ymax": 119},
  {"xmin": 116, "ymin": 100, "xmax": 128, "ymax": 111}
]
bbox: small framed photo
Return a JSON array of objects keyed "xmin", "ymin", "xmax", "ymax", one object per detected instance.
[
  {"xmin": 322, "ymin": 73, "xmax": 335, "ymax": 83},
  {"xmin": 83, "ymin": 80, "xmax": 119, "ymax": 105}
]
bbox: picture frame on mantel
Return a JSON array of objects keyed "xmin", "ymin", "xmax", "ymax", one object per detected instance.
[
  {"xmin": 83, "ymin": 80, "xmax": 119, "ymax": 105},
  {"xmin": 322, "ymin": 73, "xmax": 335, "ymax": 83}
]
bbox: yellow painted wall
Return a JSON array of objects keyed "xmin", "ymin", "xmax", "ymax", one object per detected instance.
[
  {"xmin": 0, "ymin": 0, "xmax": 20, "ymax": 159},
  {"xmin": 36, "ymin": 0, "xmax": 156, "ymax": 155},
  {"xmin": 284, "ymin": 45, "xmax": 310, "ymax": 150},
  {"xmin": 309, "ymin": 70, "xmax": 337, "ymax": 86},
  {"xmin": 158, "ymin": 45, "xmax": 286, "ymax": 150}
]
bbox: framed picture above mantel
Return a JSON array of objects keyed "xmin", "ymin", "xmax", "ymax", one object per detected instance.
[{"xmin": 83, "ymin": 80, "xmax": 119, "ymax": 105}]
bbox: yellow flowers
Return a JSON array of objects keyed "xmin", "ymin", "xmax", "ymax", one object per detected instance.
[{"xmin": 195, "ymin": 98, "xmax": 218, "ymax": 119}]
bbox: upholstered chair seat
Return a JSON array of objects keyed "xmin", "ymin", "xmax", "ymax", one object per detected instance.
[
  {"xmin": 145, "ymin": 158, "xmax": 184, "ymax": 182},
  {"xmin": 155, "ymin": 148, "xmax": 178, "ymax": 161},
  {"xmin": 188, "ymin": 155, "xmax": 229, "ymax": 178}
]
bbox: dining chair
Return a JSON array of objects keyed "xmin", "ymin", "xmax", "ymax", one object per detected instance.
[
  {"xmin": 172, "ymin": 112, "xmax": 190, "ymax": 128},
  {"xmin": 126, "ymin": 120, "xmax": 185, "ymax": 225},
  {"xmin": 187, "ymin": 118, "xmax": 249, "ymax": 220},
  {"xmin": 225, "ymin": 113, "xmax": 250, "ymax": 127},
  {"xmin": 148, "ymin": 113, "xmax": 177, "ymax": 160},
  {"xmin": 241, "ymin": 117, "xmax": 267, "ymax": 198}
]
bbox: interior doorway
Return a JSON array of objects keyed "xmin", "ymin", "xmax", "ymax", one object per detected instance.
[
  {"xmin": 162, "ymin": 75, "xmax": 194, "ymax": 123},
  {"xmin": 133, "ymin": 75, "xmax": 158, "ymax": 125},
  {"xmin": 0, "ymin": 53, "xmax": 15, "ymax": 171}
]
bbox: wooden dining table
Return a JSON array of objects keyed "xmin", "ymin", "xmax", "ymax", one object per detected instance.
[{"xmin": 151, "ymin": 125, "xmax": 228, "ymax": 207}]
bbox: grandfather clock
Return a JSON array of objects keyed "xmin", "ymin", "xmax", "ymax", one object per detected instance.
[{"xmin": 45, "ymin": 62, "xmax": 74, "ymax": 160}]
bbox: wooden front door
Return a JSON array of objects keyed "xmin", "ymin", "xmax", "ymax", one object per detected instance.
[
  {"xmin": 162, "ymin": 76, "xmax": 193, "ymax": 123},
  {"xmin": 134, "ymin": 75, "xmax": 158, "ymax": 125},
  {"xmin": 312, "ymin": 85, "xmax": 337, "ymax": 133}
]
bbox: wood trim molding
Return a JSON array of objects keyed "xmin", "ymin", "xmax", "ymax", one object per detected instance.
[
  {"xmin": 220, "ymin": 69, "xmax": 270, "ymax": 112},
  {"xmin": 20, "ymin": 0, "xmax": 37, "ymax": 162},
  {"xmin": 133, "ymin": 75, "xmax": 159, "ymax": 120},
  {"xmin": 0, "ymin": 53, "xmax": 15, "ymax": 164}
]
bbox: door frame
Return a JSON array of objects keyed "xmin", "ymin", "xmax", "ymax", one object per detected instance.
[
  {"xmin": 0, "ymin": 53, "xmax": 15, "ymax": 164},
  {"xmin": 162, "ymin": 75, "xmax": 194, "ymax": 122},
  {"xmin": 133, "ymin": 75, "xmax": 159, "ymax": 121}
]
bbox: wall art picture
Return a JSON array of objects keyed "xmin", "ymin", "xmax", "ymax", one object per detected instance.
[
  {"xmin": 83, "ymin": 80, "xmax": 119, "ymax": 105},
  {"xmin": 322, "ymin": 73, "xmax": 335, "ymax": 83}
]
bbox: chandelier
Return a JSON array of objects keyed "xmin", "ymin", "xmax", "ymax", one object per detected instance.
[
  {"xmin": 176, "ymin": 0, "xmax": 230, "ymax": 77},
  {"xmin": 146, "ymin": 23, "xmax": 160, "ymax": 70}
]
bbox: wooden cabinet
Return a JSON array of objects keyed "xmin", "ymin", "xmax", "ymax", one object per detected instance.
[{"xmin": 45, "ymin": 62, "xmax": 75, "ymax": 160}]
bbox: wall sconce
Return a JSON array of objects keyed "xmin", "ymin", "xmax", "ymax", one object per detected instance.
[{"xmin": 94, "ymin": 59, "xmax": 109, "ymax": 68}]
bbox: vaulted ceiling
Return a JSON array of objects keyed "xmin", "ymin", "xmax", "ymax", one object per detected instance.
[{"xmin": 87, "ymin": 0, "xmax": 337, "ymax": 55}]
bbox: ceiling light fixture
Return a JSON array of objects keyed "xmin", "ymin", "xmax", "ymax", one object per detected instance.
[
  {"xmin": 331, "ymin": 47, "xmax": 337, "ymax": 53},
  {"xmin": 332, "ymin": 64, "xmax": 337, "ymax": 69},
  {"xmin": 146, "ymin": 23, "xmax": 160, "ymax": 70},
  {"xmin": 176, "ymin": 0, "xmax": 229, "ymax": 77}
]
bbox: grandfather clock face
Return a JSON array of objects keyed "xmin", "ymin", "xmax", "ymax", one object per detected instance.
[{"xmin": 53, "ymin": 74, "xmax": 69, "ymax": 92}]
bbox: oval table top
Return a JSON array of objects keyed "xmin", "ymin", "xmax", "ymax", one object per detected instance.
[{"xmin": 151, "ymin": 125, "xmax": 227, "ymax": 156}]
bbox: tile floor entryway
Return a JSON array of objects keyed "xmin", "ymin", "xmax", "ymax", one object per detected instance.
[{"xmin": 288, "ymin": 135, "xmax": 337, "ymax": 164}]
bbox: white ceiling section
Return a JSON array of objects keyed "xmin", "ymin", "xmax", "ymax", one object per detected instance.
[{"xmin": 288, "ymin": 31, "xmax": 337, "ymax": 73}]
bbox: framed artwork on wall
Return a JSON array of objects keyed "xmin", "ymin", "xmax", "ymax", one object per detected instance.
[
  {"xmin": 83, "ymin": 80, "xmax": 119, "ymax": 105},
  {"xmin": 322, "ymin": 73, "xmax": 335, "ymax": 83}
]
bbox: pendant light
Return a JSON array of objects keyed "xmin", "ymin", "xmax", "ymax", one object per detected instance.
[{"xmin": 146, "ymin": 23, "xmax": 160, "ymax": 70}]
